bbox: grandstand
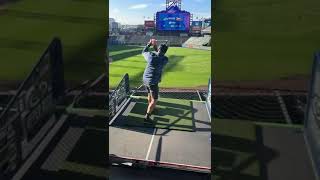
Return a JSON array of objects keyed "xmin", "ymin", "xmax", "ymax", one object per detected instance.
[
  {"xmin": 182, "ymin": 35, "xmax": 211, "ymax": 50},
  {"xmin": 201, "ymin": 26, "xmax": 211, "ymax": 35},
  {"xmin": 123, "ymin": 35, "xmax": 189, "ymax": 46},
  {"xmin": 109, "ymin": 35, "xmax": 212, "ymax": 48}
]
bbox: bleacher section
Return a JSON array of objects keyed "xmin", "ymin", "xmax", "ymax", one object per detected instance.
[
  {"xmin": 109, "ymin": 35, "xmax": 212, "ymax": 49},
  {"xmin": 182, "ymin": 35, "xmax": 211, "ymax": 50},
  {"xmin": 108, "ymin": 35, "xmax": 126, "ymax": 45}
]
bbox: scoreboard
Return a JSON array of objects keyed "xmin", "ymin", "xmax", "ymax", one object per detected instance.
[{"xmin": 156, "ymin": 12, "xmax": 190, "ymax": 32}]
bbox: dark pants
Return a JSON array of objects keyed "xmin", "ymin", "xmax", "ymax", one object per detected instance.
[{"xmin": 145, "ymin": 84, "xmax": 159, "ymax": 99}]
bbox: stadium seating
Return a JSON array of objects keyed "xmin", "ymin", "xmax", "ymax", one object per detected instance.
[
  {"xmin": 109, "ymin": 34, "xmax": 213, "ymax": 48},
  {"xmin": 121, "ymin": 35, "xmax": 189, "ymax": 46},
  {"xmin": 182, "ymin": 35, "xmax": 211, "ymax": 50}
]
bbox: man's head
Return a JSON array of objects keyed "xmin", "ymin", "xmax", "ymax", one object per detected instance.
[{"xmin": 157, "ymin": 44, "xmax": 168, "ymax": 56}]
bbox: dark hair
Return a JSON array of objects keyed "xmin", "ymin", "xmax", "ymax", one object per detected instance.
[{"xmin": 158, "ymin": 44, "xmax": 168, "ymax": 56}]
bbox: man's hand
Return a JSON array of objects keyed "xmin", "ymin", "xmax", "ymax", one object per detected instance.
[
  {"xmin": 149, "ymin": 39, "xmax": 157, "ymax": 46},
  {"xmin": 149, "ymin": 39, "xmax": 157, "ymax": 51}
]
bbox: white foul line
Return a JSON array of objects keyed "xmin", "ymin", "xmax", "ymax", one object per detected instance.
[{"xmin": 145, "ymin": 128, "xmax": 157, "ymax": 160}]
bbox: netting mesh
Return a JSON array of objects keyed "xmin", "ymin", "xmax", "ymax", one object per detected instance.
[
  {"xmin": 213, "ymin": 87, "xmax": 307, "ymax": 124},
  {"xmin": 109, "ymin": 74, "xmax": 130, "ymax": 118},
  {"xmin": 214, "ymin": 95, "xmax": 285, "ymax": 123},
  {"xmin": 282, "ymin": 95, "xmax": 307, "ymax": 124}
]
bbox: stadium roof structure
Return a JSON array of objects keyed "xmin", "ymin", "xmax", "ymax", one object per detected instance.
[{"xmin": 166, "ymin": 0, "xmax": 182, "ymax": 11}]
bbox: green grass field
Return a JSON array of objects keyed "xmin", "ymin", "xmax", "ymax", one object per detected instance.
[
  {"xmin": 214, "ymin": 0, "xmax": 320, "ymax": 81},
  {"xmin": 0, "ymin": 0, "xmax": 106, "ymax": 82},
  {"xmin": 109, "ymin": 45, "xmax": 211, "ymax": 88}
]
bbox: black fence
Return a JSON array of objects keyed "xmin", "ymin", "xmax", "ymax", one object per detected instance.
[
  {"xmin": 0, "ymin": 38, "xmax": 64, "ymax": 179},
  {"xmin": 109, "ymin": 73, "xmax": 130, "ymax": 118}
]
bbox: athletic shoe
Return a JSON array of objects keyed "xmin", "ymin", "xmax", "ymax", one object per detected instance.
[{"xmin": 144, "ymin": 114, "xmax": 153, "ymax": 124}]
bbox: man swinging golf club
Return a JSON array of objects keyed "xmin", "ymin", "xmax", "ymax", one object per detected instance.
[{"xmin": 142, "ymin": 39, "xmax": 169, "ymax": 122}]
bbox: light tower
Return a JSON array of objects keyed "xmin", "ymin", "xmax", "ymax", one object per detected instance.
[{"xmin": 166, "ymin": 0, "xmax": 182, "ymax": 10}]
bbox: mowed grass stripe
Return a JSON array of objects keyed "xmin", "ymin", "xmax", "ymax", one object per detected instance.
[
  {"xmin": 109, "ymin": 46, "xmax": 211, "ymax": 88},
  {"xmin": 108, "ymin": 45, "xmax": 142, "ymax": 54},
  {"xmin": 109, "ymin": 48, "xmax": 142, "ymax": 56}
]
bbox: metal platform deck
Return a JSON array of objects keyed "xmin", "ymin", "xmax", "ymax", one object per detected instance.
[{"xmin": 109, "ymin": 97, "xmax": 211, "ymax": 173}]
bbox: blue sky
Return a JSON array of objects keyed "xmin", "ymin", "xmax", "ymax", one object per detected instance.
[{"xmin": 109, "ymin": 0, "xmax": 211, "ymax": 25}]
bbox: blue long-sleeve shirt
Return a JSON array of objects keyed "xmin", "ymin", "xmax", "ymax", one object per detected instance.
[{"xmin": 142, "ymin": 44, "xmax": 168, "ymax": 85}]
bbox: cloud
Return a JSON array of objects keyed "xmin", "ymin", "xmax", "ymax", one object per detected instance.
[
  {"xmin": 112, "ymin": 8, "xmax": 120, "ymax": 13},
  {"xmin": 160, "ymin": 3, "xmax": 166, "ymax": 7},
  {"xmin": 128, "ymin": 4, "xmax": 148, "ymax": 10}
]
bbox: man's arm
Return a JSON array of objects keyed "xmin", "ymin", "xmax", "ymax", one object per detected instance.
[
  {"xmin": 142, "ymin": 42, "xmax": 152, "ymax": 62},
  {"xmin": 142, "ymin": 43, "xmax": 151, "ymax": 53}
]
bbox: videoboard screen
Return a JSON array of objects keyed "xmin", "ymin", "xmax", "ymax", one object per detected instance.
[{"xmin": 156, "ymin": 12, "xmax": 190, "ymax": 31}]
